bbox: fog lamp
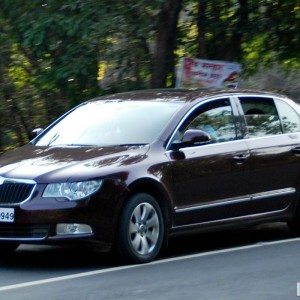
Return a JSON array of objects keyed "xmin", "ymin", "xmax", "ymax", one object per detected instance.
[{"xmin": 56, "ymin": 223, "xmax": 93, "ymax": 235}]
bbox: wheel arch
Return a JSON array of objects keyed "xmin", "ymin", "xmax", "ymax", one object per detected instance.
[{"xmin": 125, "ymin": 178, "xmax": 174, "ymax": 234}]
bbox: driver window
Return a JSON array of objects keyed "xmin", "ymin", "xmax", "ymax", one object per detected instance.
[{"xmin": 174, "ymin": 98, "xmax": 237, "ymax": 144}]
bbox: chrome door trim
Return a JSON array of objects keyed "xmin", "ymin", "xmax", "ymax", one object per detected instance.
[
  {"xmin": 175, "ymin": 196, "xmax": 250, "ymax": 213},
  {"xmin": 172, "ymin": 206, "xmax": 290, "ymax": 230},
  {"xmin": 252, "ymin": 188, "xmax": 296, "ymax": 200},
  {"xmin": 174, "ymin": 188, "xmax": 295, "ymax": 214}
]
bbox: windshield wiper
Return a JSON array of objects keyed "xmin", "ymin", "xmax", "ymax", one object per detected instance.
[
  {"xmin": 117, "ymin": 143, "xmax": 148, "ymax": 147},
  {"xmin": 49, "ymin": 144, "xmax": 95, "ymax": 147},
  {"xmin": 47, "ymin": 133, "xmax": 60, "ymax": 146},
  {"xmin": 45, "ymin": 143, "xmax": 148, "ymax": 147}
]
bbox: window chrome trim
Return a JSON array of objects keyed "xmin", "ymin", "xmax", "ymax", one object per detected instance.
[
  {"xmin": 166, "ymin": 94, "xmax": 300, "ymax": 153},
  {"xmin": 165, "ymin": 95, "xmax": 237, "ymax": 150},
  {"xmin": 0, "ymin": 176, "xmax": 37, "ymax": 206},
  {"xmin": 165, "ymin": 131, "xmax": 299, "ymax": 154},
  {"xmin": 175, "ymin": 188, "xmax": 295, "ymax": 214},
  {"xmin": 241, "ymin": 131, "xmax": 300, "ymax": 142}
]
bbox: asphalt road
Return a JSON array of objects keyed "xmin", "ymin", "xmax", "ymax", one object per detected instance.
[{"xmin": 0, "ymin": 223, "xmax": 300, "ymax": 300}]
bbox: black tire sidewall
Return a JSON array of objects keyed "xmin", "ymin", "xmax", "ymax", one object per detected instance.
[
  {"xmin": 0, "ymin": 243, "xmax": 19, "ymax": 253},
  {"xmin": 288, "ymin": 198, "xmax": 300, "ymax": 233},
  {"xmin": 117, "ymin": 193, "xmax": 165, "ymax": 263}
]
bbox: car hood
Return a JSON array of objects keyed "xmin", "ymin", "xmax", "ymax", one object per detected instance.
[{"xmin": 0, "ymin": 144, "xmax": 150, "ymax": 183}]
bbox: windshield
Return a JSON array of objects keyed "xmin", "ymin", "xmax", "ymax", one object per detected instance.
[{"xmin": 35, "ymin": 101, "xmax": 183, "ymax": 147}]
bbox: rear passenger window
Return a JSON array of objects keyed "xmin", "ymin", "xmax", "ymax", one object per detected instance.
[
  {"xmin": 275, "ymin": 99, "xmax": 300, "ymax": 133},
  {"xmin": 239, "ymin": 97, "xmax": 282, "ymax": 138}
]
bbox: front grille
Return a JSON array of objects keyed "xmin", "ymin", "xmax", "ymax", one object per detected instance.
[
  {"xmin": 0, "ymin": 182, "xmax": 35, "ymax": 204},
  {"xmin": 0, "ymin": 224, "xmax": 49, "ymax": 239}
]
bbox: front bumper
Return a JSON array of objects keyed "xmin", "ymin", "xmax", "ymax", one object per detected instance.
[{"xmin": 0, "ymin": 179, "xmax": 128, "ymax": 249}]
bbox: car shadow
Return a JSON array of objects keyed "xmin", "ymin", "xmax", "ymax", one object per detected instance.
[
  {"xmin": 161, "ymin": 222, "xmax": 295, "ymax": 258},
  {"xmin": 0, "ymin": 222, "xmax": 296, "ymax": 272}
]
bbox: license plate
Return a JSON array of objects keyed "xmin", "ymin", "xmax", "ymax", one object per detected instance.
[{"xmin": 0, "ymin": 208, "xmax": 14, "ymax": 223}]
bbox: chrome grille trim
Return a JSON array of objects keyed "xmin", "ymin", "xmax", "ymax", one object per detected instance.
[{"xmin": 0, "ymin": 176, "xmax": 37, "ymax": 206}]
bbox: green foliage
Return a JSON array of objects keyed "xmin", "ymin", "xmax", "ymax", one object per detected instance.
[
  {"xmin": 0, "ymin": 0, "xmax": 299, "ymax": 151},
  {"xmin": 1, "ymin": 0, "xmax": 107, "ymax": 105}
]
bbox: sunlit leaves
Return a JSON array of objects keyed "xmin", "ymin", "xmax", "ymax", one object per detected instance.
[{"xmin": 0, "ymin": 0, "xmax": 299, "ymax": 151}]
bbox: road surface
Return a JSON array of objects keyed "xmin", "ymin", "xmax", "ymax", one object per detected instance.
[{"xmin": 0, "ymin": 223, "xmax": 299, "ymax": 299}]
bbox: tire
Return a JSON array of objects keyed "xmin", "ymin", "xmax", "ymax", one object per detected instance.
[
  {"xmin": 117, "ymin": 193, "xmax": 165, "ymax": 263},
  {"xmin": 288, "ymin": 219, "xmax": 300, "ymax": 234},
  {"xmin": 0, "ymin": 243, "xmax": 19, "ymax": 253},
  {"xmin": 288, "ymin": 199, "xmax": 300, "ymax": 234}
]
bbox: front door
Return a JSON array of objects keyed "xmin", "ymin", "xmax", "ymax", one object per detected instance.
[{"xmin": 167, "ymin": 98, "xmax": 251, "ymax": 227}]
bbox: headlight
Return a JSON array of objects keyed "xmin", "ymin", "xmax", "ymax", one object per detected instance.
[{"xmin": 43, "ymin": 180, "xmax": 103, "ymax": 201}]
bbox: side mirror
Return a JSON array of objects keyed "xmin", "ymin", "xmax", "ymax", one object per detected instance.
[
  {"xmin": 182, "ymin": 129, "xmax": 211, "ymax": 144},
  {"xmin": 31, "ymin": 128, "xmax": 44, "ymax": 139},
  {"xmin": 170, "ymin": 129, "xmax": 211, "ymax": 151}
]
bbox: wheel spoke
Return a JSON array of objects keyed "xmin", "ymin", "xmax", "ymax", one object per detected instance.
[
  {"xmin": 140, "ymin": 236, "xmax": 149, "ymax": 254},
  {"xmin": 129, "ymin": 220, "xmax": 138, "ymax": 234},
  {"xmin": 146, "ymin": 213, "xmax": 159, "ymax": 229},
  {"xmin": 146, "ymin": 230, "xmax": 159, "ymax": 246},
  {"xmin": 131, "ymin": 234, "xmax": 142, "ymax": 252},
  {"xmin": 133, "ymin": 206, "xmax": 142, "ymax": 223},
  {"xmin": 141, "ymin": 204, "xmax": 152, "ymax": 222}
]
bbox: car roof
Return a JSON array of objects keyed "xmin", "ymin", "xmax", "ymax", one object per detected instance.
[{"xmin": 90, "ymin": 88, "xmax": 289, "ymax": 104}]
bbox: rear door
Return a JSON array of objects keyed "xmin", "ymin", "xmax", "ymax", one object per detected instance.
[{"xmin": 234, "ymin": 95, "xmax": 300, "ymax": 213}]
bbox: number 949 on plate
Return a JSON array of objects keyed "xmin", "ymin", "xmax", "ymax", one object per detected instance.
[{"xmin": 0, "ymin": 208, "xmax": 14, "ymax": 222}]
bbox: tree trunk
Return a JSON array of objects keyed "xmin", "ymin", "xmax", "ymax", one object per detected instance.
[
  {"xmin": 227, "ymin": 0, "xmax": 248, "ymax": 61},
  {"xmin": 9, "ymin": 98, "xmax": 32, "ymax": 141},
  {"xmin": 197, "ymin": 0, "xmax": 208, "ymax": 59},
  {"xmin": 151, "ymin": 0, "xmax": 183, "ymax": 88}
]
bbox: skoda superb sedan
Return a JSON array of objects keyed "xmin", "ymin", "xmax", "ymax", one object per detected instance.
[{"xmin": 0, "ymin": 89, "xmax": 300, "ymax": 263}]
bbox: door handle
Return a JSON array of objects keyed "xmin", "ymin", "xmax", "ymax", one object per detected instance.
[
  {"xmin": 291, "ymin": 146, "xmax": 300, "ymax": 154},
  {"xmin": 233, "ymin": 154, "xmax": 248, "ymax": 164}
]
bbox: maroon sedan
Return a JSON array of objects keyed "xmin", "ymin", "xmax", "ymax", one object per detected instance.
[{"xmin": 0, "ymin": 89, "xmax": 300, "ymax": 263}]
